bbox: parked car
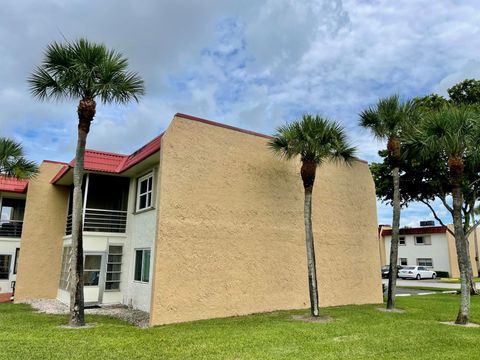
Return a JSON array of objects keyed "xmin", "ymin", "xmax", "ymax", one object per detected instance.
[
  {"xmin": 381, "ymin": 265, "xmax": 404, "ymax": 278},
  {"xmin": 398, "ymin": 266, "xmax": 437, "ymax": 280}
]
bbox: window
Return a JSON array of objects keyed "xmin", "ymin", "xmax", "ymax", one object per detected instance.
[
  {"xmin": 134, "ymin": 249, "xmax": 151, "ymax": 283},
  {"xmin": 13, "ymin": 248, "xmax": 19, "ymax": 274},
  {"xmin": 417, "ymin": 258, "xmax": 433, "ymax": 267},
  {"xmin": 399, "ymin": 237, "xmax": 406, "ymax": 246},
  {"xmin": 83, "ymin": 255, "xmax": 102, "ymax": 286},
  {"xmin": 59, "ymin": 247, "xmax": 72, "ymax": 290},
  {"xmin": 399, "ymin": 258, "xmax": 408, "ymax": 266},
  {"xmin": 414, "ymin": 236, "xmax": 431, "ymax": 245},
  {"xmin": 136, "ymin": 172, "xmax": 154, "ymax": 211},
  {"xmin": 106, "ymin": 246, "xmax": 122, "ymax": 291},
  {"xmin": 0, "ymin": 255, "xmax": 11, "ymax": 279}
]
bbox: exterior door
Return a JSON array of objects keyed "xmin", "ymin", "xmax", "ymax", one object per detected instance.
[{"xmin": 83, "ymin": 253, "xmax": 105, "ymax": 304}]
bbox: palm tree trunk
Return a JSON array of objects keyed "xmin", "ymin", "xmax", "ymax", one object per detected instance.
[
  {"xmin": 452, "ymin": 184, "xmax": 470, "ymax": 324},
  {"xmin": 304, "ymin": 186, "xmax": 319, "ymax": 317},
  {"xmin": 69, "ymin": 98, "xmax": 96, "ymax": 327},
  {"xmin": 386, "ymin": 166, "xmax": 400, "ymax": 310},
  {"xmin": 301, "ymin": 161, "xmax": 319, "ymax": 317}
]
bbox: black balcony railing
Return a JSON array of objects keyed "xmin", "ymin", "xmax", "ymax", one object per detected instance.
[
  {"xmin": 65, "ymin": 208, "xmax": 127, "ymax": 235},
  {"xmin": 0, "ymin": 220, "xmax": 23, "ymax": 238}
]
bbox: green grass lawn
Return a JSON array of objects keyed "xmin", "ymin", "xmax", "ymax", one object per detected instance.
[{"xmin": 1, "ymin": 295, "xmax": 479, "ymax": 359}]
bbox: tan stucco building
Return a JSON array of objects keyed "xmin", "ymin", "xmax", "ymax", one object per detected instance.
[{"xmin": 15, "ymin": 113, "xmax": 382, "ymax": 326}]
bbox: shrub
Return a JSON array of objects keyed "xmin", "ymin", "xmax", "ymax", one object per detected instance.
[{"xmin": 435, "ymin": 271, "xmax": 450, "ymax": 278}]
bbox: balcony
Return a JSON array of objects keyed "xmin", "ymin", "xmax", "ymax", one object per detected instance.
[
  {"xmin": 65, "ymin": 208, "xmax": 127, "ymax": 235},
  {"xmin": 0, "ymin": 220, "xmax": 23, "ymax": 238},
  {"xmin": 0, "ymin": 197, "xmax": 25, "ymax": 238},
  {"xmin": 65, "ymin": 173, "xmax": 130, "ymax": 236}
]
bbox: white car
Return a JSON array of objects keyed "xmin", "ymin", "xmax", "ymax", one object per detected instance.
[{"xmin": 398, "ymin": 266, "xmax": 437, "ymax": 280}]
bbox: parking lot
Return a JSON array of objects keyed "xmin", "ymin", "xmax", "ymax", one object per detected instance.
[{"xmin": 381, "ymin": 278, "xmax": 461, "ymax": 296}]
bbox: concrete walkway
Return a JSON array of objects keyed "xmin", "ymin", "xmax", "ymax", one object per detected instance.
[{"xmin": 382, "ymin": 279, "xmax": 479, "ymax": 289}]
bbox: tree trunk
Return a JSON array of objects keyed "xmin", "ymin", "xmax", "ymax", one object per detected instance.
[
  {"xmin": 301, "ymin": 161, "xmax": 319, "ymax": 317},
  {"xmin": 452, "ymin": 185, "xmax": 470, "ymax": 324},
  {"xmin": 386, "ymin": 165, "xmax": 401, "ymax": 310},
  {"xmin": 69, "ymin": 98, "xmax": 96, "ymax": 327}
]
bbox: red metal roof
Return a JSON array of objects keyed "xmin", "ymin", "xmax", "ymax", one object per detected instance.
[
  {"xmin": 119, "ymin": 134, "xmax": 163, "ymax": 172},
  {"xmin": 381, "ymin": 226, "xmax": 448, "ymax": 236},
  {"xmin": 81, "ymin": 150, "xmax": 128, "ymax": 173},
  {"xmin": 50, "ymin": 133, "xmax": 162, "ymax": 183},
  {"xmin": 0, "ymin": 176, "xmax": 28, "ymax": 194}
]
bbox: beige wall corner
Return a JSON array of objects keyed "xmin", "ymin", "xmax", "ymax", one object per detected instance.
[
  {"xmin": 467, "ymin": 228, "xmax": 479, "ymax": 277},
  {"xmin": 447, "ymin": 224, "xmax": 479, "ymax": 278},
  {"xmin": 15, "ymin": 162, "xmax": 69, "ymax": 301},
  {"xmin": 378, "ymin": 226, "xmax": 388, "ymax": 266},
  {"xmin": 150, "ymin": 115, "xmax": 382, "ymax": 326},
  {"xmin": 446, "ymin": 225, "xmax": 460, "ymax": 278}
]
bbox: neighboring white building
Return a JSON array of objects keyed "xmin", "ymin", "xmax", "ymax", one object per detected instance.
[{"xmin": 379, "ymin": 223, "xmax": 479, "ymax": 278}]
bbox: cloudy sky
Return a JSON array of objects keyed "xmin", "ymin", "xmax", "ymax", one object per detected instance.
[{"xmin": 1, "ymin": 0, "xmax": 479, "ymax": 226}]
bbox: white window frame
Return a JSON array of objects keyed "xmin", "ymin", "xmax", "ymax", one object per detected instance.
[
  {"xmin": 0, "ymin": 254, "xmax": 11, "ymax": 280},
  {"xmin": 399, "ymin": 258, "xmax": 408, "ymax": 266},
  {"xmin": 136, "ymin": 172, "xmax": 154, "ymax": 212},
  {"xmin": 417, "ymin": 258, "xmax": 433, "ymax": 267},
  {"xmin": 134, "ymin": 248, "xmax": 151, "ymax": 283},
  {"xmin": 105, "ymin": 245, "xmax": 123, "ymax": 292},
  {"xmin": 414, "ymin": 236, "xmax": 431, "ymax": 246},
  {"xmin": 399, "ymin": 237, "xmax": 406, "ymax": 246},
  {"xmin": 59, "ymin": 247, "xmax": 72, "ymax": 290}
]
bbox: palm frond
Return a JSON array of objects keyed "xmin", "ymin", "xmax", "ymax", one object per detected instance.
[
  {"xmin": 409, "ymin": 105, "xmax": 480, "ymax": 163},
  {"xmin": 359, "ymin": 94, "xmax": 417, "ymax": 142},
  {"xmin": 28, "ymin": 38, "xmax": 145, "ymax": 103},
  {"xmin": 269, "ymin": 114, "xmax": 356, "ymax": 167},
  {"xmin": 0, "ymin": 138, "xmax": 38, "ymax": 179}
]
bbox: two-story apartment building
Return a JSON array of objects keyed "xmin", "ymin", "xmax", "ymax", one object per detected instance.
[
  {"xmin": 379, "ymin": 223, "xmax": 479, "ymax": 278},
  {"xmin": 14, "ymin": 113, "xmax": 382, "ymax": 325},
  {"xmin": 0, "ymin": 177, "xmax": 27, "ymax": 298}
]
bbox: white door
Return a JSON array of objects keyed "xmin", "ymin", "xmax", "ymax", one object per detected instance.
[{"xmin": 83, "ymin": 253, "xmax": 105, "ymax": 304}]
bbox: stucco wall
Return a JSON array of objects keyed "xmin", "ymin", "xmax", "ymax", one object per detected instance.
[
  {"xmin": 123, "ymin": 168, "xmax": 158, "ymax": 312},
  {"xmin": 150, "ymin": 115, "xmax": 382, "ymax": 325},
  {"xmin": 15, "ymin": 161, "xmax": 69, "ymax": 300}
]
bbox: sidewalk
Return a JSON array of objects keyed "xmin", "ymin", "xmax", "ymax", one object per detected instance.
[{"xmin": 382, "ymin": 279, "xmax": 464, "ymax": 289}]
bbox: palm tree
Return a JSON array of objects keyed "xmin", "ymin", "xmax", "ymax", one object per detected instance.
[
  {"xmin": 28, "ymin": 39, "xmax": 144, "ymax": 327},
  {"xmin": 411, "ymin": 106, "xmax": 480, "ymax": 324},
  {"xmin": 359, "ymin": 95, "xmax": 417, "ymax": 310},
  {"xmin": 269, "ymin": 114, "xmax": 356, "ymax": 317},
  {"xmin": 0, "ymin": 138, "xmax": 37, "ymax": 179}
]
